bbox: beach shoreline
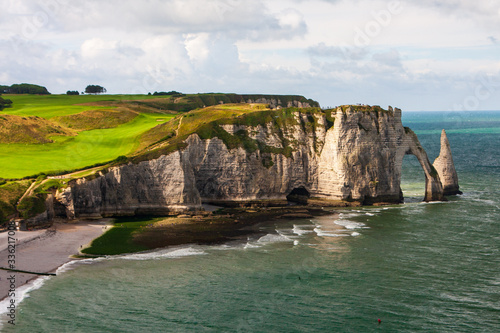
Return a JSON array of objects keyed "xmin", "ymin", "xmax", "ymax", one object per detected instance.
[
  {"xmin": 0, "ymin": 220, "xmax": 111, "ymax": 302},
  {"xmin": 0, "ymin": 206, "xmax": 337, "ymax": 302}
]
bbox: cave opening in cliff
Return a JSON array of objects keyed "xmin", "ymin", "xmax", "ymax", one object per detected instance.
[
  {"xmin": 286, "ymin": 187, "xmax": 310, "ymax": 205},
  {"xmin": 401, "ymin": 154, "xmax": 426, "ymax": 203}
]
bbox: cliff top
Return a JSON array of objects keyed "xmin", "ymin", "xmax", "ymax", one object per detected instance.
[
  {"xmin": 133, "ymin": 103, "xmax": 328, "ymax": 163},
  {"xmin": 337, "ymin": 104, "xmax": 392, "ymax": 113}
]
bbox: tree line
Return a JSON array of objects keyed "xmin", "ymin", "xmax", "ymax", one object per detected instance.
[{"xmin": 0, "ymin": 83, "xmax": 50, "ymax": 95}]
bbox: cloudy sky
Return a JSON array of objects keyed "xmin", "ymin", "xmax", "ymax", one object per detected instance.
[{"xmin": 1, "ymin": 0, "xmax": 499, "ymax": 110}]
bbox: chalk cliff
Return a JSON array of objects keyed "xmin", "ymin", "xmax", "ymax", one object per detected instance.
[
  {"xmin": 317, "ymin": 106, "xmax": 443, "ymax": 203},
  {"xmin": 47, "ymin": 105, "xmax": 456, "ymax": 221},
  {"xmin": 433, "ymin": 129, "xmax": 461, "ymax": 195}
]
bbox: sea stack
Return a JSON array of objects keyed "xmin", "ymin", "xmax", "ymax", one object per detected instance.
[{"xmin": 433, "ymin": 129, "xmax": 462, "ymax": 195}]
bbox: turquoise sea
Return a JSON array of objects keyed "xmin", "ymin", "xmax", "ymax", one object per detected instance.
[{"xmin": 2, "ymin": 111, "xmax": 500, "ymax": 332}]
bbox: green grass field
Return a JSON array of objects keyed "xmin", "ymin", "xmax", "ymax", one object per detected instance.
[
  {"xmin": 0, "ymin": 95, "xmax": 175, "ymax": 179},
  {"xmin": 0, "ymin": 113, "xmax": 171, "ymax": 178},
  {"xmin": 1, "ymin": 94, "xmax": 168, "ymax": 118}
]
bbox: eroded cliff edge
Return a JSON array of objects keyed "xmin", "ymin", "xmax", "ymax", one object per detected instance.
[{"xmin": 39, "ymin": 104, "xmax": 459, "ymax": 222}]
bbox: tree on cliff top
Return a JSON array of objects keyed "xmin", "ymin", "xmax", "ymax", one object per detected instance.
[{"xmin": 85, "ymin": 85, "xmax": 107, "ymax": 94}]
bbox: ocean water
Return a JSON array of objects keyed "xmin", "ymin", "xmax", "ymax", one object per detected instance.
[{"xmin": 2, "ymin": 111, "xmax": 500, "ymax": 332}]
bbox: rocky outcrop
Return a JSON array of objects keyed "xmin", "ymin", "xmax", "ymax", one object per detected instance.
[
  {"xmin": 433, "ymin": 129, "xmax": 461, "ymax": 195},
  {"xmin": 45, "ymin": 105, "xmax": 457, "ymax": 220}
]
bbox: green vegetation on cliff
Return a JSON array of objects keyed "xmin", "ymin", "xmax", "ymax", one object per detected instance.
[
  {"xmin": 134, "ymin": 105, "xmax": 327, "ymax": 163},
  {"xmin": 17, "ymin": 194, "xmax": 46, "ymax": 219},
  {"xmin": 125, "ymin": 93, "xmax": 318, "ymax": 113},
  {"xmin": 0, "ymin": 180, "xmax": 31, "ymax": 224}
]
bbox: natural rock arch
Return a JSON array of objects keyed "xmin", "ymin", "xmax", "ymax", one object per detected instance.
[{"xmin": 400, "ymin": 128, "xmax": 444, "ymax": 202}]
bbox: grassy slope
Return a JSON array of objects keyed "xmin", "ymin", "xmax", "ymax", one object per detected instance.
[
  {"xmin": 0, "ymin": 95, "xmax": 175, "ymax": 179},
  {"xmin": 52, "ymin": 109, "xmax": 137, "ymax": 130},
  {"xmin": 134, "ymin": 104, "xmax": 273, "ymax": 161},
  {"xmin": 135, "ymin": 104, "xmax": 327, "ymax": 163},
  {"xmin": 0, "ymin": 114, "xmax": 74, "ymax": 144},
  {"xmin": 0, "ymin": 112, "xmax": 172, "ymax": 178}
]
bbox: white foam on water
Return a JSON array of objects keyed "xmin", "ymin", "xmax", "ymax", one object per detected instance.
[
  {"xmin": 0, "ymin": 275, "xmax": 52, "ymax": 328},
  {"xmin": 56, "ymin": 257, "xmax": 106, "ymax": 275},
  {"xmin": 470, "ymin": 198, "xmax": 497, "ymax": 205},
  {"xmin": 276, "ymin": 229, "xmax": 297, "ymax": 238},
  {"xmin": 292, "ymin": 224, "xmax": 315, "ymax": 235},
  {"xmin": 205, "ymin": 244, "xmax": 236, "ymax": 251},
  {"xmin": 55, "ymin": 260, "xmax": 86, "ymax": 275},
  {"xmin": 334, "ymin": 219, "xmax": 367, "ymax": 230},
  {"xmin": 313, "ymin": 227, "xmax": 349, "ymax": 237},
  {"xmin": 351, "ymin": 232, "xmax": 360, "ymax": 237},
  {"xmin": 243, "ymin": 242, "xmax": 261, "ymax": 249},
  {"xmin": 338, "ymin": 212, "xmax": 364, "ymax": 219},
  {"xmin": 118, "ymin": 247, "xmax": 207, "ymax": 260},
  {"xmin": 418, "ymin": 200, "xmax": 449, "ymax": 205},
  {"xmin": 257, "ymin": 233, "xmax": 293, "ymax": 244},
  {"xmin": 0, "ymin": 255, "xmax": 115, "ymax": 328},
  {"xmin": 293, "ymin": 240, "xmax": 299, "ymax": 246}
]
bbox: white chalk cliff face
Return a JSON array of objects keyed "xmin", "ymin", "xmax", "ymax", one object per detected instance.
[
  {"xmin": 316, "ymin": 106, "xmax": 444, "ymax": 203},
  {"xmin": 54, "ymin": 106, "xmax": 458, "ymax": 219}
]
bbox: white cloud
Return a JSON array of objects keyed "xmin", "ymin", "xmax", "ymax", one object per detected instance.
[
  {"xmin": 185, "ymin": 33, "xmax": 211, "ymax": 63},
  {"xmin": 1, "ymin": 0, "xmax": 499, "ymax": 110}
]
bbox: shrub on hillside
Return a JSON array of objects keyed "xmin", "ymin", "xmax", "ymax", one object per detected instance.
[
  {"xmin": 17, "ymin": 194, "xmax": 47, "ymax": 219},
  {"xmin": 0, "ymin": 95, "xmax": 12, "ymax": 110}
]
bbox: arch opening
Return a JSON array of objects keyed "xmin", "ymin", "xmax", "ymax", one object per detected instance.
[
  {"xmin": 401, "ymin": 154, "xmax": 426, "ymax": 203},
  {"xmin": 286, "ymin": 186, "xmax": 310, "ymax": 205}
]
